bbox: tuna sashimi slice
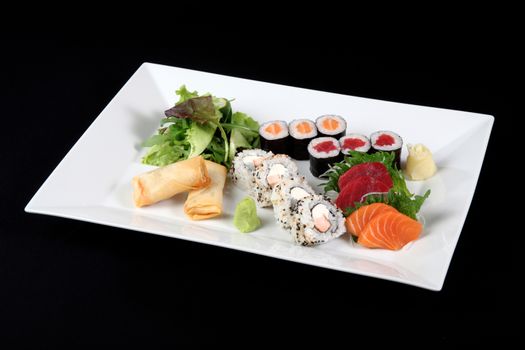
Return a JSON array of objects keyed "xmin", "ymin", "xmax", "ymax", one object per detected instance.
[
  {"xmin": 358, "ymin": 211, "xmax": 422, "ymax": 250},
  {"xmin": 338, "ymin": 162, "xmax": 393, "ymax": 191},
  {"xmin": 335, "ymin": 176, "xmax": 392, "ymax": 211}
]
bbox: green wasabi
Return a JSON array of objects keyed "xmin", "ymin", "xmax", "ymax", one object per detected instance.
[{"xmin": 233, "ymin": 197, "xmax": 261, "ymax": 233}]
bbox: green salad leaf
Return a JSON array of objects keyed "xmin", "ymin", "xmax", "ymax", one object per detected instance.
[
  {"xmin": 323, "ymin": 150, "xmax": 430, "ymax": 220},
  {"xmin": 346, "ymin": 188, "xmax": 431, "ymax": 220},
  {"xmin": 227, "ymin": 112, "xmax": 261, "ymax": 160},
  {"xmin": 187, "ymin": 122, "xmax": 217, "ymax": 159},
  {"xmin": 164, "ymin": 96, "xmax": 218, "ymax": 124},
  {"xmin": 141, "ymin": 86, "xmax": 260, "ymax": 168},
  {"xmin": 176, "ymin": 85, "xmax": 199, "ymax": 102},
  {"xmin": 141, "ymin": 118, "xmax": 191, "ymax": 166}
]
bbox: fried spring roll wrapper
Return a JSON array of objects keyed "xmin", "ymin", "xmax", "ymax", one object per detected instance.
[
  {"xmin": 184, "ymin": 161, "xmax": 227, "ymax": 220},
  {"xmin": 133, "ymin": 156, "xmax": 210, "ymax": 207}
]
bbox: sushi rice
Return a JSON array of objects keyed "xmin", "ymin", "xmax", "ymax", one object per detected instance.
[
  {"xmin": 229, "ymin": 149, "xmax": 273, "ymax": 191},
  {"xmin": 271, "ymin": 177, "xmax": 316, "ymax": 231},
  {"xmin": 253, "ymin": 154, "xmax": 299, "ymax": 207},
  {"xmin": 290, "ymin": 195, "xmax": 346, "ymax": 246}
]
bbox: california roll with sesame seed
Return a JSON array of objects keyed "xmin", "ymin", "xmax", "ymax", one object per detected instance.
[
  {"xmin": 289, "ymin": 195, "xmax": 346, "ymax": 246},
  {"xmin": 271, "ymin": 177, "xmax": 316, "ymax": 231},
  {"xmin": 229, "ymin": 149, "xmax": 273, "ymax": 192},
  {"xmin": 253, "ymin": 154, "xmax": 299, "ymax": 207}
]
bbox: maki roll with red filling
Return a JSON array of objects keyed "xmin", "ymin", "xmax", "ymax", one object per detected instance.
[
  {"xmin": 339, "ymin": 134, "xmax": 371, "ymax": 155},
  {"xmin": 307, "ymin": 137, "xmax": 342, "ymax": 177},
  {"xmin": 288, "ymin": 119, "xmax": 318, "ymax": 160},
  {"xmin": 370, "ymin": 130, "xmax": 403, "ymax": 169},
  {"xmin": 315, "ymin": 115, "xmax": 346, "ymax": 139},
  {"xmin": 259, "ymin": 120, "xmax": 290, "ymax": 155}
]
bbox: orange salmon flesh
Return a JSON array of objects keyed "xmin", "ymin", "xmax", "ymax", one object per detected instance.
[
  {"xmin": 322, "ymin": 118, "xmax": 340, "ymax": 131},
  {"xmin": 296, "ymin": 122, "xmax": 313, "ymax": 134},
  {"xmin": 265, "ymin": 123, "xmax": 283, "ymax": 135}
]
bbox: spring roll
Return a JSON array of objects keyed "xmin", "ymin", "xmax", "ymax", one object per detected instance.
[
  {"xmin": 133, "ymin": 156, "xmax": 210, "ymax": 207},
  {"xmin": 184, "ymin": 160, "xmax": 227, "ymax": 220}
]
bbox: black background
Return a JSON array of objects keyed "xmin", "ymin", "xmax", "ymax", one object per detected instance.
[{"xmin": 0, "ymin": 33, "xmax": 518, "ymax": 345}]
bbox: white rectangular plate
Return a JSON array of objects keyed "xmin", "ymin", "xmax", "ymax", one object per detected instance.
[{"xmin": 25, "ymin": 63, "xmax": 493, "ymax": 290}]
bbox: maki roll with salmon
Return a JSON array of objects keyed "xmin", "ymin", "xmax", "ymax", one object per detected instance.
[
  {"xmin": 259, "ymin": 120, "xmax": 290, "ymax": 155},
  {"xmin": 370, "ymin": 130, "xmax": 403, "ymax": 169},
  {"xmin": 339, "ymin": 134, "xmax": 371, "ymax": 155},
  {"xmin": 271, "ymin": 177, "xmax": 316, "ymax": 231},
  {"xmin": 307, "ymin": 137, "xmax": 342, "ymax": 177},
  {"xmin": 315, "ymin": 114, "xmax": 346, "ymax": 139},
  {"xmin": 230, "ymin": 149, "xmax": 274, "ymax": 191},
  {"xmin": 288, "ymin": 119, "xmax": 318, "ymax": 160},
  {"xmin": 253, "ymin": 154, "xmax": 299, "ymax": 207},
  {"xmin": 289, "ymin": 195, "xmax": 346, "ymax": 246}
]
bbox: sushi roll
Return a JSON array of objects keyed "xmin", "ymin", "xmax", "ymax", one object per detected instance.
[
  {"xmin": 230, "ymin": 149, "xmax": 273, "ymax": 191},
  {"xmin": 340, "ymin": 134, "xmax": 371, "ymax": 155},
  {"xmin": 315, "ymin": 114, "xmax": 347, "ymax": 139},
  {"xmin": 253, "ymin": 154, "xmax": 299, "ymax": 207},
  {"xmin": 307, "ymin": 137, "xmax": 342, "ymax": 178},
  {"xmin": 370, "ymin": 130, "xmax": 403, "ymax": 169},
  {"xmin": 259, "ymin": 120, "xmax": 290, "ymax": 155},
  {"xmin": 288, "ymin": 119, "xmax": 318, "ymax": 160},
  {"xmin": 271, "ymin": 177, "xmax": 316, "ymax": 231},
  {"xmin": 289, "ymin": 195, "xmax": 346, "ymax": 246}
]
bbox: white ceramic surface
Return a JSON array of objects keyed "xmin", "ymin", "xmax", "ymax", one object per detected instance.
[{"xmin": 25, "ymin": 63, "xmax": 493, "ymax": 290}]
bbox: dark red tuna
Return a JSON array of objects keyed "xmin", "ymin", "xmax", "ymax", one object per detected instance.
[
  {"xmin": 338, "ymin": 162, "xmax": 393, "ymax": 191},
  {"xmin": 335, "ymin": 176, "xmax": 392, "ymax": 211}
]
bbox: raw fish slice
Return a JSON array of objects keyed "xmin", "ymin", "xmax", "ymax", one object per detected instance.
[
  {"xmin": 358, "ymin": 211, "xmax": 422, "ymax": 250},
  {"xmin": 338, "ymin": 162, "xmax": 392, "ymax": 191},
  {"xmin": 335, "ymin": 176, "xmax": 392, "ymax": 211},
  {"xmin": 345, "ymin": 203, "xmax": 397, "ymax": 236}
]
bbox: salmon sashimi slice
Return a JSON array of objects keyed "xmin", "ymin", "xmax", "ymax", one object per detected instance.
[
  {"xmin": 358, "ymin": 211, "xmax": 423, "ymax": 250},
  {"xmin": 345, "ymin": 203, "xmax": 397, "ymax": 237}
]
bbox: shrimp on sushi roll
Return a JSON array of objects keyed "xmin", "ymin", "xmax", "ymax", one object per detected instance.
[
  {"xmin": 230, "ymin": 149, "xmax": 273, "ymax": 192},
  {"xmin": 253, "ymin": 154, "xmax": 299, "ymax": 207},
  {"xmin": 271, "ymin": 177, "xmax": 316, "ymax": 231},
  {"xmin": 289, "ymin": 195, "xmax": 346, "ymax": 246}
]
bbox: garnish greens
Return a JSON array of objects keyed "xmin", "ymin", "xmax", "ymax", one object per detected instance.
[
  {"xmin": 141, "ymin": 86, "xmax": 260, "ymax": 168},
  {"xmin": 322, "ymin": 150, "xmax": 430, "ymax": 220}
]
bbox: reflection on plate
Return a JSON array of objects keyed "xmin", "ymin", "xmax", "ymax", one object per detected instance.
[{"xmin": 25, "ymin": 63, "xmax": 493, "ymax": 290}]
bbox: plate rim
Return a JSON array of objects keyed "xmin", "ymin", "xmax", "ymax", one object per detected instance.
[{"xmin": 25, "ymin": 61, "xmax": 495, "ymax": 291}]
